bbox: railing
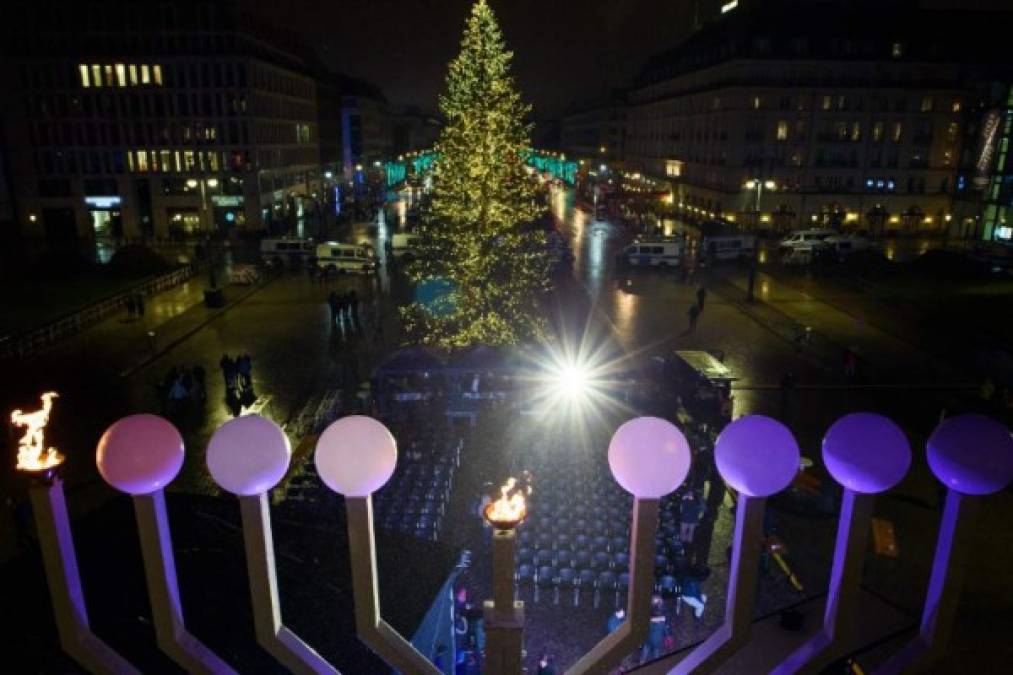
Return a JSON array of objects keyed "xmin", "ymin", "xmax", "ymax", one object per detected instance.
[
  {"xmin": 0, "ymin": 262, "xmax": 206, "ymax": 360},
  {"xmin": 20, "ymin": 410, "xmax": 1012, "ymax": 674}
]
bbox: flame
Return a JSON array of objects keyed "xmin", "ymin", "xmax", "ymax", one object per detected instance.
[
  {"xmin": 11, "ymin": 392, "xmax": 64, "ymax": 473},
  {"xmin": 485, "ymin": 477, "xmax": 531, "ymax": 528}
]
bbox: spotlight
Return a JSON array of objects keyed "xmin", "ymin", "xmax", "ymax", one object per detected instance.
[{"xmin": 556, "ymin": 362, "xmax": 590, "ymax": 398}]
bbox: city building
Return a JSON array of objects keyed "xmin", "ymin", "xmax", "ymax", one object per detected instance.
[
  {"xmin": 1, "ymin": 0, "xmax": 323, "ymax": 258},
  {"xmin": 560, "ymin": 98, "xmax": 626, "ymax": 165},
  {"xmin": 390, "ymin": 106, "xmax": 440, "ymax": 156},
  {"xmin": 338, "ymin": 76, "xmax": 393, "ymax": 180},
  {"xmin": 622, "ymin": 0, "xmax": 1012, "ymax": 234}
]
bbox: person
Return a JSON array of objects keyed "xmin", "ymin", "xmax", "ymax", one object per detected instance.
[
  {"xmin": 328, "ymin": 291, "xmax": 339, "ymax": 324},
  {"xmin": 687, "ymin": 303, "xmax": 701, "ymax": 334},
  {"xmin": 336, "ymin": 292, "xmax": 347, "ymax": 323},
  {"xmin": 696, "ymin": 285, "xmax": 707, "ymax": 312},
  {"xmin": 220, "ymin": 354, "xmax": 236, "ymax": 391},
  {"xmin": 536, "ymin": 654, "xmax": 557, "ymax": 675},
  {"xmin": 125, "ymin": 294, "xmax": 136, "ymax": 320},
  {"xmin": 679, "ymin": 490, "xmax": 703, "ymax": 543},
  {"xmin": 168, "ymin": 374, "xmax": 188, "ymax": 414},
  {"xmin": 640, "ymin": 597, "xmax": 668, "ymax": 662},
  {"xmin": 607, "ymin": 608, "xmax": 626, "ymax": 634},
  {"xmin": 677, "ymin": 576, "xmax": 708, "ymax": 620},
  {"xmin": 237, "ymin": 354, "xmax": 253, "ymax": 392}
]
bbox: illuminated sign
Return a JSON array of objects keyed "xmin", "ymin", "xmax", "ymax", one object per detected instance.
[
  {"xmin": 211, "ymin": 195, "xmax": 243, "ymax": 207},
  {"xmin": 721, "ymin": 1, "xmax": 739, "ymax": 13},
  {"xmin": 974, "ymin": 110, "xmax": 1001, "ymax": 189},
  {"xmin": 84, "ymin": 196, "xmax": 121, "ymax": 208}
]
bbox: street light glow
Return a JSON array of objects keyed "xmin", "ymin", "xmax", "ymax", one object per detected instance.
[
  {"xmin": 555, "ymin": 362, "xmax": 590, "ymax": 398},
  {"xmin": 745, "ymin": 180, "xmax": 756, "ymax": 189},
  {"xmin": 764, "ymin": 180, "xmax": 776, "ymax": 190}
]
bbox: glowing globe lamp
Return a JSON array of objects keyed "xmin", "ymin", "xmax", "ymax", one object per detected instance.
[
  {"xmin": 715, "ymin": 415, "xmax": 799, "ymax": 497},
  {"xmin": 823, "ymin": 413, "xmax": 911, "ymax": 494},
  {"xmin": 608, "ymin": 416, "xmax": 691, "ymax": 498},
  {"xmin": 96, "ymin": 414, "xmax": 184, "ymax": 495},
  {"xmin": 927, "ymin": 414, "xmax": 1013, "ymax": 496},
  {"xmin": 207, "ymin": 414, "xmax": 291, "ymax": 496},
  {"xmin": 315, "ymin": 415, "xmax": 397, "ymax": 497}
]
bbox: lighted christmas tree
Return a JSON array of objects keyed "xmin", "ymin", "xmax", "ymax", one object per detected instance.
[{"xmin": 403, "ymin": 0, "xmax": 551, "ymax": 347}]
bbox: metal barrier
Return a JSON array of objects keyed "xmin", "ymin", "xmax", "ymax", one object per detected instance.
[{"xmin": 0, "ymin": 262, "xmax": 206, "ymax": 360}]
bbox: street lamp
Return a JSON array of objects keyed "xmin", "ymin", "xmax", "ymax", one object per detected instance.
[{"xmin": 744, "ymin": 179, "xmax": 776, "ymax": 217}]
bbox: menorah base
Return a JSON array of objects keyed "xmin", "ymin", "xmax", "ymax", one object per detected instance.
[{"xmin": 483, "ymin": 599, "xmax": 524, "ymax": 675}]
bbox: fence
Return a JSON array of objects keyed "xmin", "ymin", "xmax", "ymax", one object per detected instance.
[{"xmin": 0, "ymin": 262, "xmax": 206, "ymax": 360}]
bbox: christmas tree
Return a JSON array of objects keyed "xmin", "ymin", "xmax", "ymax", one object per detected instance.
[{"xmin": 403, "ymin": 0, "xmax": 551, "ymax": 348}]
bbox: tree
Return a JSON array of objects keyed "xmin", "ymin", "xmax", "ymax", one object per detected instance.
[{"xmin": 403, "ymin": 0, "xmax": 551, "ymax": 348}]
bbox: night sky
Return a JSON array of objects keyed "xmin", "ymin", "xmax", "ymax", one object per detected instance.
[
  {"xmin": 253, "ymin": 0, "xmax": 696, "ymax": 118},
  {"xmin": 253, "ymin": 0, "xmax": 1007, "ymax": 120}
]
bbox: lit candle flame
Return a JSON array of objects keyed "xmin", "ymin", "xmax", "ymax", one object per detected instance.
[
  {"xmin": 11, "ymin": 392, "xmax": 64, "ymax": 473},
  {"xmin": 484, "ymin": 476, "xmax": 531, "ymax": 529}
]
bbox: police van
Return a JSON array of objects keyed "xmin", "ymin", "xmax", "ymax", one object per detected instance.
[
  {"xmin": 701, "ymin": 233, "xmax": 757, "ymax": 262},
  {"xmin": 390, "ymin": 233, "xmax": 421, "ymax": 261},
  {"xmin": 314, "ymin": 242, "xmax": 376, "ymax": 273},
  {"xmin": 260, "ymin": 237, "xmax": 315, "ymax": 268},
  {"xmin": 622, "ymin": 238, "xmax": 684, "ymax": 268}
]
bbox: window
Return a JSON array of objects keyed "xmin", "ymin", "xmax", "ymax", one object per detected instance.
[
  {"xmin": 952, "ymin": 100, "xmax": 961, "ymax": 113},
  {"xmin": 776, "ymin": 120, "xmax": 788, "ymax": 141},
  {"xmin": 141, "ymin": 64, "xmax": 150, "ymax": 85},
  {"xmin": 892, "ymin": 122, "xmax": 903, "ymax": 143},
  {"xmin": 115, "ymin": 64, "xmax": 126, "ymax": 87},
  {"xmin": 79, "ymin": 64, "xmax": 90, "ymax": 87},
  {"xmin": 752, "ymin": 96, "xmax": 762, "ymax": 110},
  {"xmin": 160, "ymin": 150, "xmax": 172, "ymax": 171},
  {"xmin": 135, "ymin": 150, "xmax": 148, "ymax": 172},
  {"xmin": 103, "ymin": 65, "xmax": 113, "ymax": 87},
  {"xmin": 872, "ymin": 121, "xmax": 884, "ymax": 142},
  {"xmin": 920, "ymin": 96, "xmax": 933, "ymax": 112},
  {"xmin": 822, "ymin": 95, "xmax": 832, "ymax": 111},
  {"xmin": 153, "ymin": 65, "xmax": 163, "ymax": 86},
  {"xmin": 892, "ymin": 42, "xmax": 904, "ymax": 58},
  {"xmin": 129, "ymin": 64, "xmax": 138, "ymax": 86},
  {"xmin": 851, "ymin": 121, "xmax": 861, "ymax": 142}
]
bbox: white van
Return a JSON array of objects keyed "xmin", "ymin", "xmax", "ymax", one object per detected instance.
[
  {"xmin": 315, "ymin": 242, "xmax": 376, "ymax": 273},
  {"xmin": 701, "ymin": 234, "xmax": 757, "ymax": 261},
  {"xmin": 390, "ymin": 233, "xmax": 421, "ymax": 261},
  {"xmin": 779, "ymin": 229, "xmax": 836, "ymax": 254},
  {"xmin": 260, "ymin": 237, "xmax": 315, "ymax": 268},
  {"xmin": 623, "ymin": 239, "xmax": 683, "ymax": 268}
]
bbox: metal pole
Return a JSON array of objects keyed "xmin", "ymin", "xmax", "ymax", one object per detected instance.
[
  {"xmin": 772, "ymin": 490, "xmax": 875, "ymax": 674},
  {"xmin": 133, "ymin": 490, "xmax": 237, "ymax": 674},
  {"xmin": 238, "ymin": 494, "xmax": 339, "ymax": 675},
  {"xmin": 566, "ymin": 497, "xmax": 659, "ymax": 675},
  {"xmin": 874, "ymin": 490, "xmax": 979, "ymax": 675},
  {"xmin": 671, "ymin": 494, "xmax": 765, "ymax": 674},
  {"xmin": 344, "ymin": 496, "xmax": 441, "ymax": 675},
  {"xmin": 30, "ymin": 479, "xmax": 140, "ymax": 675},
  {"xmin": 484, "ymin": 529, "xmax": 524, "ymax": 675}
]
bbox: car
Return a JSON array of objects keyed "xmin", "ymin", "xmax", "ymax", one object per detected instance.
[
  {"xmin": 259, "ymin": 237, "xmax": 315, "ymax": 268},
  {"xmin": 778, "ymin": 229, "xmax": 836, "ymax": 254},
  {"xmin": 701, "ymin": 233, "xmax": 757, "ymax": 261},
  {"xmin": 314, "ymin": 242, "xmax": 376, "ymax": 273},
  {"xmin": 622, "ymin": 238, "xmax": 684, "ymax": 268}
]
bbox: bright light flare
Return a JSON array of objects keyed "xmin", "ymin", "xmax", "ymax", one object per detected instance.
[{"xmin": 555, "ymin": 362, "xmax": 591, "ymax": 398}]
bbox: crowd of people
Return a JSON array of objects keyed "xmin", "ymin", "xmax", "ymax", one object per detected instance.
[
  {"xmin": 160, "ymin": 364, "xmax": 206, "ymax": 416},
  {"xmin": 124, "ymin": 292, "xmax": 147, "ymax": 320}
]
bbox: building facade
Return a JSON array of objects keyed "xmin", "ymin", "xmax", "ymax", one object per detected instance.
[
  {"xmin": 622, "ymin": 0, "xmax": 1010, "ymax": 234},
  {"xmin": 560, "ymin": 100, "xmax": 626, "ymax": 165},
  {"xmin": 2, "ymin": 0, "xmax": 323, "ymax": 257}
]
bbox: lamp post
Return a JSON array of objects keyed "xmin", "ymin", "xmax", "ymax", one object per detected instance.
[
  {"xmin": 874, "ymin": 414, "xmax": 1013, "ymax": 675},
  {"xmin": 96, "ymin": 415, "xmax": 237, "ymax": 675},
  {"xmin": 207, "ymin": 415, "xmax": 339, "ymax": 675},
  {"xmin": 314, "ymin": 416, "xmax": 441, "ymax": 675},
  {"xmin": 672, "ymin": 415, "xmax": 799, "ymax": 674},
  {"xmin": 744, "ymin": 179, "xmax": 775, "ymax": 229},
  {"xmin": 773, "ymin": 414, "xmax": 911, "ymax": 674}
]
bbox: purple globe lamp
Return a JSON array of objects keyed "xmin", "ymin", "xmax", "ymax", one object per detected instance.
[
  {"xmin": 207, "ymin": 415, "xmax": 338, "ymax": 675},
  {"xmin": 673, "ymin": 415, "xmax": 799, "ymax": 674},
  {"xmin": 774, "ymin": 413, "xmax": 911, "ymax": 674},
  {"xmin": 566, "ymin": 416, "xmax": 691, "ymax": 675},
  {"xmin": 876, "ymin": 414, "xmax": 1013, "ymax": 675},
  {"xmin": 314, "ymin": 415, "xmax": 440, "ymax": 675},
  {"xmin": 97, "ymin": 414, "xmax": 237, "ymax": 674}
]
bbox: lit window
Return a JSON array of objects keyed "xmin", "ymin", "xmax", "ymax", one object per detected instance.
[
  {"xmin": 129, "ymin": 65, "xmax": 138, "ymax": 86},
  {"xmin": 851, "ymin": 121, "xmax": 861, "ymax": 142},
  {"xmin": 115, "ymin": 64, "xmax": 126, "ymax": 87},
  {"xmin": 174, "ymin": 151, "xmax": 182, "ymax": 172},
  {"xmin": 127, "ymin": 151, "xmax": 134, "ymax": 172},
  {"xmin": 104, "ymin": 65, "xmax": 114, "ymax": 87},
  {"xmin": 141, "ymin": 64, "xmax": 150, "ymax": 84},
  {"xmin": 776, "ymin": 120, "xmax": 788, "ymax": 141},
  {"xmin": 920, "ymin": 96, "xmax": 933, "ymax": 112},
  {"xmin": 822, "ymin": 95, "xmax": 832, "ymax": 110},
  {"xmin": 79, "ymin": 64, "xmax": 90, "ymax": 87},
  {"xmin": 892, "ymin": 123, "xmax": 903, "ymax": 142},
  {"xmin": 153, "ymin": 65, "xmax": 163, "ymax": 86},
  {"xmin": 873, "ymin": 122, "xmax": 884, "ymax": 142},
  {"xmin": 892, "ymin": 42, "xmax": 903, "ymax": 58},
  {"xmin": 208, "ymin": 152, "xmax": 219, "ymax": 171},
  {"xmin": 752, "ymin": 96, "xmax": 762, "ymax": 110},
  {"xmin": 160, "ymin": 150, "xmax": 171, "ymax": 171},
  {"xmin": 91, "ymin": 65, "xmax": 102, "ymax": 87},
  {"xmin": 183, "ymin": 150, "xmax": 195, "ymax": 171},
  {"xmin": 952, "ymin": 100, "xmax": 961, "ymax": 113},
  {"xmin": 136, "ymin": 150, "xmax": 148, "ymax": 172}
]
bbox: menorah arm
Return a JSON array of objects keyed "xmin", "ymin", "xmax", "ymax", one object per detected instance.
[
  {"xmin": 566, "ymin": 498, "xmax": 660, "ymax": 675},
  {"xmin": 345, "ymin": 496, "xmax": 441, "ymax": 675}
]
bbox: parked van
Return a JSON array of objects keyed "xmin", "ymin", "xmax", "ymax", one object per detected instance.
[
  {"xmin": 260, "ymin": 237, "xmax": 315, "ymax": 268},
  {"xmin": 779, "ymin": 229, "xmax": 836, "ymax": 254},
  {"xmin": 823, "ymin": 234, "xmax": 871, "ymax": 257},
  {"xmin": 701, "ymin": 234, "xmax": 757, "ymax": 261},
  {"xmin": 390, "ymin": 233, "xmax": 421, "ymax": 261},
  {"xmin": 623, "ymin": 239, "xmax": 683, "ymax": 268},
  {"xmin": 315, "ymin": 242, "xmax": 376, "ymax": 273}
]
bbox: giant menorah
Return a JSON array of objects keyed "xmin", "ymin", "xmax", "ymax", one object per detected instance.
[{"xmin": 15, "ymin": 393, "xmax": 1013, "ymax": 675}]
